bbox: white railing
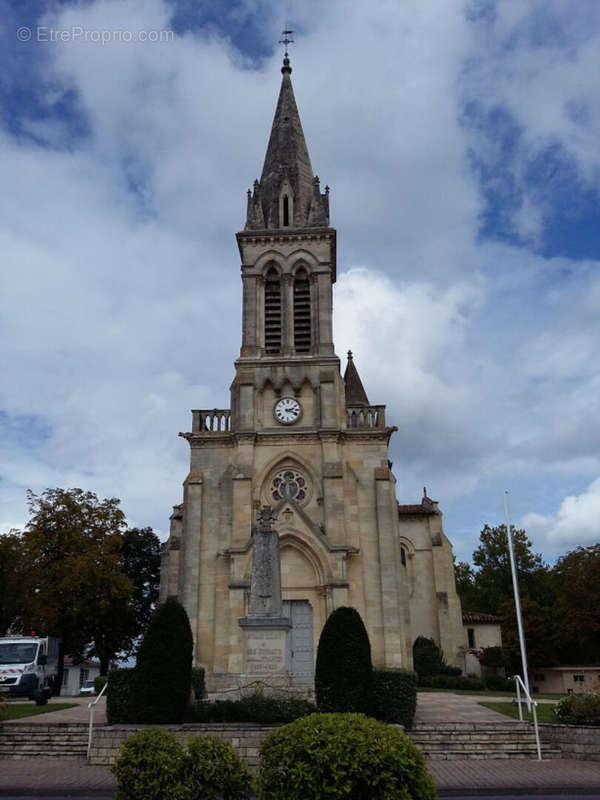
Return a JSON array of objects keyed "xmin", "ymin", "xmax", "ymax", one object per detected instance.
[
  {"xmin": 513, "ymin": 674, "xmax": 542, "ymax": 760},
  {"xmin": 87, "ymin": 681, "xmax": 108, "ymax": 762}
]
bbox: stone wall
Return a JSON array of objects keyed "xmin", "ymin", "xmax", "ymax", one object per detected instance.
[{"xmin": 539, "ymin": 723, "xmax": 600, "ymax": 761}]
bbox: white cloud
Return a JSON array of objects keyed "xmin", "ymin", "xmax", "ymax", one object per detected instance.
[{"xmin": 522, "ymin": 477, "xmax": 600, "ymax": 546}]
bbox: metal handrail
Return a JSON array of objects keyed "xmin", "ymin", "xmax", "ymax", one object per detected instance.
[
  {"xmin": 87, "ymin": 681, "xmax": 107, "ymax": 762},
  {"xmin": 513, "ymin": 674, "xmax": 542, "ymax": 760}
]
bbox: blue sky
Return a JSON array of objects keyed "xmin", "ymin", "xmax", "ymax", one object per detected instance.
[{"xmin": 1, "ymin": 0, "xmax": 600, "ymax": 565}]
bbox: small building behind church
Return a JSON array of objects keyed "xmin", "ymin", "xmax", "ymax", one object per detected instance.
[{"xmin": 160, "ymin": 54, "xmax": 466, "ymax": 692}]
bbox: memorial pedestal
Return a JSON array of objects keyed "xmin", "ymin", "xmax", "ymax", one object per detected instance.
[{"xmin": 238, "ymin": 615, "xmax": 292, "ymax": 680}]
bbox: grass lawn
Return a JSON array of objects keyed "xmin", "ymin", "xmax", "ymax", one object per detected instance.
[
  {"xmin": 1, "ymin": 702, "xmax": 77, "ymax": 720},
  {"xmin": 480, "ymin": 701, "xmax": 558, "ymax": 723}
]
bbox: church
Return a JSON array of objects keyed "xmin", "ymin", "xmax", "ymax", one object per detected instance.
[{"xmin": 159, "ymin": 53, "xmax": 465, "ymax": 691}]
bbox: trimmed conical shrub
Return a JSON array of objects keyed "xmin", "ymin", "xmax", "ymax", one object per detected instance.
[
  {"xmin": 132, "ymin": 597, "xmax": 193, "ymax": 723},
  {"xmin": 315, "ymin": 606, "xmax": 372, "ymax": 713}
]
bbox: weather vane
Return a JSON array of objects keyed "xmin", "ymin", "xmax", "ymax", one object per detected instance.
[{"xmin": 279, "ymin": 26, "xmax": 294, "ymax": 57}]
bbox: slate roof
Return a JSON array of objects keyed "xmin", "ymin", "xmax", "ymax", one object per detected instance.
[
  {"xmin": 245, "ymin": 57, "xmax": 330, "ymax": 231},
  {"xmin": 344, "ymin": 351, "xmax": 370, "ymax": 406}
]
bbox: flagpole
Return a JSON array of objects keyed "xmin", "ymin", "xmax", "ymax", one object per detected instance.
[{"xmin": 503, "ymin": 490, "xmax": 532, "ymax": 704}]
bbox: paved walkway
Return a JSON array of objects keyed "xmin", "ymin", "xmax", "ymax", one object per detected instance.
[
  {"xmin": 415, "ymin": 691, "xmax": 554, "ymax": 724},
  {"xmin": 3, "ymin": 696, "xmax": 107, "ymax": 725},
  {"xmin": 1, "ymin": 757, "xmax": 599, "ymax": 797}
]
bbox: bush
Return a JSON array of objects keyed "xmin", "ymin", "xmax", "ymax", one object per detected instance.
[
  {"xmin": 315, "ymin": 607, "xmax": 373, "ymax": 713},
  {"xmin": 477, "ymin": 646, "xmax": 509, "ymax": 670},
  {"xmin": 440, "ymin": 664, "xmax": 462, "ymax": 676},
  {"xmin": 190, "ymin": 667, "xmax": 205, "ymax": 702},
  {"xmin": 106, "ymin": 668, "xmax": 136, "ymax": 724},
  {"xmin": 183, "ymin": 736, "xmax": 254, "ymax": 800},
  {"xmin": 554, "ymin": 690, "xmax": 600, "ymax": 725},
  {"xmin": 258, "ymin": 713, "xmax": 438, "ymax": 800},
  {"xmin": 186, "ymin": 692, "xmax": 316, "ymax": 724},
  {"xmin": 112, "ymin": 728, "xmax": 189, "ymax": 800},
  {"xmin": 418, "ymin": 674, "xmax": 484, "ymax": 690},
  {"xmin": 413, "ymin": 636, "xmax": 460, "ymax": 678},
  {"xmin": 0, "ymin": 695, "xmax": 8, "ymax": 721},
  {"xmin": 94, "ymin": 675, "xmax": 107, "ymax": 695},
  {"xmin": 484, "ymin": 675, "xmax": 515, "ymax": 692},
  {"xmin": 369, "ymin": 668, "xmax": 417, "ymax": 729},
  {"xmin": 132, "ymin": 597, "xmax": 193, "ymax": 724}
]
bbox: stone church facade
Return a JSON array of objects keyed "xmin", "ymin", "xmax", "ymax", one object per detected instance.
[{"xmin": 159, "ymin": 55, "xmax": 464, "ymax": 690}]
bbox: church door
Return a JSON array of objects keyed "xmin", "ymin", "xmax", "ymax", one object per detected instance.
[{"xmin": 283, "ymin": 600, "xmax": 314, "ymax": 684}]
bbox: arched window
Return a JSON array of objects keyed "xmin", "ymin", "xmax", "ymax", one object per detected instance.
[
  {"xmin": 264, "ymin": 267, "xmax": 282, "ymax": 353},
  {"xmin": 293, "ymin": 268, "xmax": 311, "ymax": 352}
]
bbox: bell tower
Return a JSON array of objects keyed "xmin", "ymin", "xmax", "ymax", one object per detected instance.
[{"xmin": 232, "ymin": 53, "xmax": 344, "ymax": 436}]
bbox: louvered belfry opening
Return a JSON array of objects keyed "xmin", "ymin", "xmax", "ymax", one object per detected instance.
[
  {"xmin": 293, "ymin": 268, "xmax": 311, "ymax": 352},
  {"xmin": 264, "ymin": 267, "xmax": 282, "ymax": 353}
]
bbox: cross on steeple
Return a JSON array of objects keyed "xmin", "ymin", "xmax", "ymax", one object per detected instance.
[{"xmin": 279, "ymin": 27, "xmax": 294, "ymax": 57}]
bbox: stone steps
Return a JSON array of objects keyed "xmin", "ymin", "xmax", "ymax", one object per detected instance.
[
  {"xmin": 0, "ymin": 721, "xmax": 563, "ymax": 763},
  {"xmin": 0, "ymin": 724, "xmax": 88, "ymax": 760},
  {"xmin": 408, "ymin": 722, "xmax": 562, "ymax": 760}
]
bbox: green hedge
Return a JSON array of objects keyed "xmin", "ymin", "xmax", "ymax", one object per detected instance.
[
  {"xmin": 259, "ymin": 713, "xmax": 438, "ymax": 800},
  {"xmin": 132, "ymin": 598, "xmax": 193, "ymax": 724},
  {"xmin": 418, "ymin": 674, "xmax": 484, "ymax": 690},
  {"xmin": 484, "ymin": 675, "xmax": 514, "ymax": 692},
  {"xmin": 369, "ymin": 668, "xmax": 417, "ymax": 728},
  {"xmin": 315, "ymin": 607, "xmax": 373, "ymax": 713},
  {"xmin": 107, "ymin": 668, "xmax": 136, "ymax": 724},
  {"xmin": 185, "ymin": 692, "xmax": 316, "ymax": 724},
  {"xmin": 112, "ymin": 728, "xmax": 187, "ymax": 800},
  {"xmin": 112, "ymin": 728, "xmax": 255, "ymax": 800},
  {"xmin": 94, "ymin": 675, "xmax": 107, "ymax": 695},
  {"xmin": 554, "ymin": 691, "xmax": 600, "ymax": 725}
]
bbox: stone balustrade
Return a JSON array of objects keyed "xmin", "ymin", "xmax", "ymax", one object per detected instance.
[
  {"xmin": 192, "ymin": 409, "xmax": 232, "ymax": 433},
  {"xmin": 346, "ymin": 405, "xmax": 386, "ymax": 429}
]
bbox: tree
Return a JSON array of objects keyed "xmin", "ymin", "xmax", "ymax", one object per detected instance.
[
  {"xmin": 315, "ymin": 606, "xmax": 373, "ymax": 713},
  {"xmin": 121, "ymin": 527, "xmax": 161, "ymax": 640},
  {"xmin": 470, "ymin": 524, "xmax": 549, "ymax": 614},
  {"xmin": 22, "ymin": 488, "xmax": 133, "ymax": 681},
  {"xmin": 412, "ymin": 636, "xmax": 456, "ymax": 677},
  {"xmin": 0, "ymin": 531, "xmax": 28, "ymax": 635},
  {"xmin": 132, "ymin": 597, "xmax": 193, "ymax": 724},
  {"xmin": 454, "ymin": 559, "xmax": 481, "ymax": 612},
  {"xmin": 499, "ymin": 596, "xmax": 558, "ymax": 673},
  {"xmin": 551, "ymin": 544, "xmax": 600, "ymax": 664}
]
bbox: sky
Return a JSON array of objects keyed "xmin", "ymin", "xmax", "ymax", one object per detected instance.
[{"xmin": 1, "ymin": 0, "xmax": 600, "ymax": 565}]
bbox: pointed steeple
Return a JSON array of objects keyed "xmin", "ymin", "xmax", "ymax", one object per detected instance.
[
  {"xmin": 245, "ymin": 56, "xmax": 330, "ymax": 231},
  {"xmin": 344, "ymin": 351, "xmax": 370, "ymax": 406}
]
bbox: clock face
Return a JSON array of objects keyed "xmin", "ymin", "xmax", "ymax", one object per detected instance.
[{"xmin": 274, "ymin": 397, "xmax": 302, "ymax": 425}]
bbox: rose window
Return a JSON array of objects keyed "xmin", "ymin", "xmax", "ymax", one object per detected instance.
[{"xmin": 271, "ymin": 469, "xmax": 308, "ymax": 503}]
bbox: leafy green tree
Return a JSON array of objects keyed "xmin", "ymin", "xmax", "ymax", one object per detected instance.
[
  {"xmin": 412, "ymin": 636, "xmax": 449, "ymax": 678},
  {"xmin": 121, "ymin": 527, "xmax": 161, "ymax": 639},
  {"xmin": 499, "ymin": 596, "xmax": 558, "ymax": 673},
  {"xmin": 0, "ymin": 531, "xmax": 28, "ymax": 635},
  {"xmin": 470, "ymin": 524, "xmax": 549, "ymax": 614},
  {"xmin": 315, "ymin": 606, "xmax": 373, "ymax": 713},
  {"xmin": 551, "ymin": 544, "xmax": 600, "ymax": 664},
  {"xmin": 21, "ymin": 488, "xmax": 133, "ymax": 681},
  {"xmin": 453, "ymin": 559, "xmax": 481, "ymax": 611},
  {"xmin": 132, "ymin": 597, "xmax": 193, "ymax": 724}
]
